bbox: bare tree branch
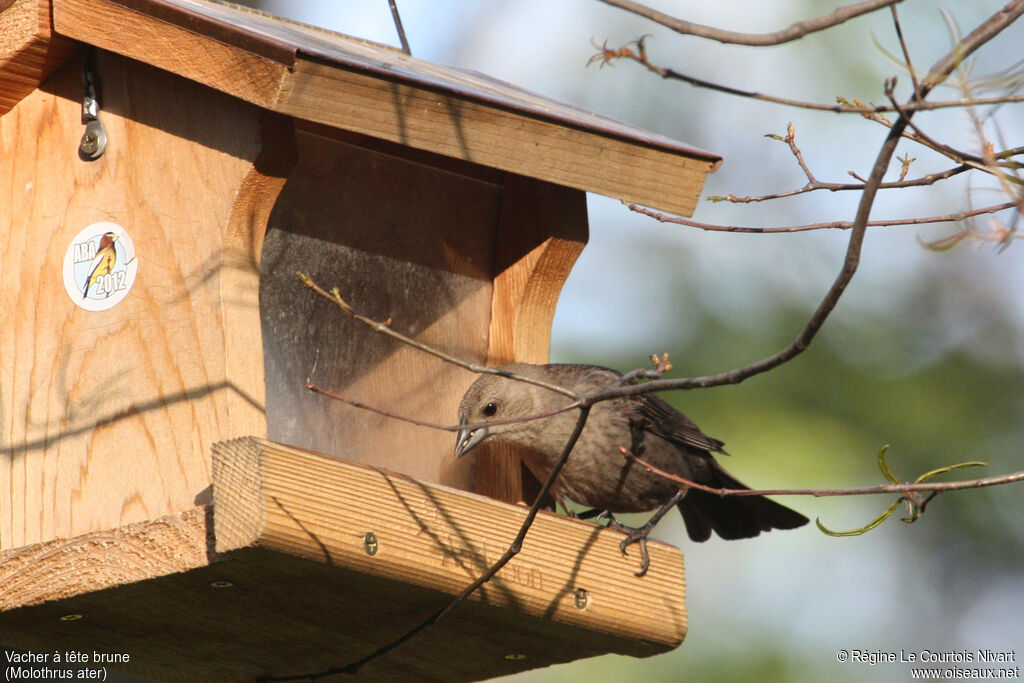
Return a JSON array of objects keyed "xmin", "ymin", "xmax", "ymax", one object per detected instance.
[
  {"xmin": 297, "ymin": 272, "xmax": 577, "ymax": 399},
  {"xmin": 292, "ymin": 408, "xmax": 594, "ymax": 679},
  {"xmin": 709, "ymin": 165, "xmax": 971, "ymax": 202},
  {"xmin": 583, "ymin": 0, "xmax": 1024, "ymax": 400},
  {"xmin": 627, "ymin": 200, "xmax": 1020, "ymax": 233},
  {"xmin": 598, "ymin": 0, "xmax": 901, "ymax": 46},
  {"xmin": 306, "ymin": 382, "xmax": 581, "ymax": 433},
  {"xmin": 590, "ymin": 41, "xmax": 1024, "ymax": 113},
  {"xmin": 388, "ymin": 0, "xmax": 411, "ymax": 55},
  {"xmin": 707, "ymin": 122, "xmax": 976, "ymax": 204},
  {"xmin": 620, "ymin": 448, "xmax": 1024, "ymax": 498},
  {"xmin": 622, "ymin": 445, "xmax": 1019, "ymax": 537},
  {"xmin": 889, "ymin": 5, "xmax": 921, "ymax": 96},
  {"xmin": 867, "ymin": 83, "xmax": 1024, "ymax": 184},
  {"xmin": 922, "ymin": 1, "xmax": 1024, "ymax": 89}
]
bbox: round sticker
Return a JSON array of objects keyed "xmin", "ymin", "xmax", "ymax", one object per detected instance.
[{"xmin": 63, "ymin": 222, "xmax": 138, "ymax": 311}]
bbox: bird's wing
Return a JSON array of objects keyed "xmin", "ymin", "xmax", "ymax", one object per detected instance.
[
  {"xmin": 630, "ymin": 392, "xmax": 728, "ymax": 455},
  {"xmin": 82, "ymin": 248, "xmax": 115, "ymax": 296},
  {"xmin": 548, "ymin": 363, "xmax": 728, "ymax": 455}
]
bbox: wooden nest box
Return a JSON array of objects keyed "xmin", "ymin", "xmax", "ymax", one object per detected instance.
[{"xmin": 0, "ymin": 0, "xmax": 721, "ymax": 679}]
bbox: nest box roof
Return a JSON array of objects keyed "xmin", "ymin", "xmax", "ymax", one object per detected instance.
[{"xmin": 3, "ymin": 0, "xmax": 721, "ymax": 215}]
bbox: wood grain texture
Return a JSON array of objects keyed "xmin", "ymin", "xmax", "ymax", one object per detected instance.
[
  {"xmin": 52, "ymin": 0, "xmax": 717, "ymax": 216},
  {"xmin": 220, "ymin": 112, "xmax": 297, "ymax": 447},
  {"xmin": 0, "ymin": 544, "xmax": 673, "ymax": 681},
  {"xmin": 0, "ymin": 507, "xmax": 209, "ymax": 610},
  {"xmin": 53, "ymin": 0, "xmax": 289, "ymax": 107},
  {"xmin": 474, "ymin": 176, "xmax": 589, "ymax": 503},
  {"xmin": 0, "ymin": 52, "xmax": 281, "ymax": 549},
  {"xmin": 0, "ymin": 0, "xmax": 76, "ymax": 115},
  {"xmin": 0, "ymin": 437, "xmax": 684, "ymax": 681},
  {"xmin": 278, "ymin": 58, "xmax": 713, "ymax": 215},
  {"xmin": 213, "ymin": 437, "xmax": 687, "ymax": 648}
]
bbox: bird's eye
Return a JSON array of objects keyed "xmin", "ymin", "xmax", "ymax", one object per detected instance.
[{"xmin": 483, "ymin": 402, "xmax": 498, "ymax": 417}]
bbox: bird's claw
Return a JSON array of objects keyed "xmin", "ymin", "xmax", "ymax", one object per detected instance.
[
  {"xmin": 595, "ymin": 510, "xmax": 618, "ymax": 526},
  {"xmin": 605, "ymin": 517, "xmax": 653, "ymax": 576},
  {"xmin": 619, "ymin": 530, "xmax": 652, "ymax": 577}
]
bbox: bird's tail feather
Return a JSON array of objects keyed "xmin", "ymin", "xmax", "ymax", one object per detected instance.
[{"xmin": 676, "ymin": 463, "xmax": 808, "ymax": 542}]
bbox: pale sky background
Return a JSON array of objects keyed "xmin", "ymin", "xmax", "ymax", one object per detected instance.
[{"xmin": 239, "ymin": 2, "xmax": 1024, "ymax": 681}]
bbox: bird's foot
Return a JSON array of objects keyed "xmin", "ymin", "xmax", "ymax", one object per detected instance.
[
  {"xmin": 601, "ymin": 513, "xmax": 628, "ymax": 530},
  {"xmin": 606, "ymin": 491, "xmax": 687, "ymax": 577},
  {"xmin": 619, "ymin": 525, "xmax": 653, "ymax": 577},
  {"xmin": 602, "ymin": 517, "xmax": 653, "ymax": 577}
]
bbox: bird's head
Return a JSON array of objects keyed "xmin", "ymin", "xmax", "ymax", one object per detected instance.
[{"xmin": 454, "ymin": 369, "xmax": 540, "ymax": 458}]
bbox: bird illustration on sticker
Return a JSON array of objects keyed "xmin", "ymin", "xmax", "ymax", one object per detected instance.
[
  {"xmin": 63, "ymin": 222, "xmax": 138, "ymax": 311},
  {"xmin": 81, "ymin": 231, "xmax": 119, "ymax": 299}
]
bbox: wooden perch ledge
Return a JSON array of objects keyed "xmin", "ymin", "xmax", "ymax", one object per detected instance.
[{"xmin": 0, "ymin": 438, "xmax": 686, "ymax": 681}]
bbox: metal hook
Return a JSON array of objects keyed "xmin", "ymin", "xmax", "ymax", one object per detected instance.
[{"xmin": 79, "ymin": 48, "xmax": 107, "ymax": 161}]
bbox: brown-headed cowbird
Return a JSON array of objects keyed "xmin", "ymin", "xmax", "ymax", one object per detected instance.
[{"xmin": 455, "ymin": 363, "xmax": 808, "ymax": 575}]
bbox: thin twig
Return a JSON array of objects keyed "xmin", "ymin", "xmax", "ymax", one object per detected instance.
[
  {"xmin": 711, "ymin": 119, "xmax": 1021, "ymax": 207},
  {"xmin": 306, "ymin": 383, "xmax": 582, "ymax": 433},
  {"xmin": 620, "ymin": 449, "xmax": 1024, "ymax": 497},
  {"xmin": 298, "ymin": 273, "xmax": 578, "ymax": 399},
  {"xmin": 879, "ymin": 85, "xmax": 1024, "ymax": 184},
  {"xmin": 708, "ymin": 165, "xmax": 971, "ymax": 203},
  {"xmin": 627, "ymin": 200, "xmax": 1019, "ymax": 233},
  {"xmin": 711, "ymin": 122, "xmax": 975, "ymax": 203},
  {"xmin": 869, "ymin": 94, "xmax": 1024, "ymax": 112},
  {"xmin": 598, "ymin": 0, "xmax": 901, "ymax": 46},
  {"xmin": 889, "ymin": 5, "xmax": 921, "ymax": 96},
  {"xmin": 301, "ymin": 407, "xmax": 593, "ymax": 679},
  {"xmin": 590, "ymin": 41, "xmax": 1024, "ymax": 113}
]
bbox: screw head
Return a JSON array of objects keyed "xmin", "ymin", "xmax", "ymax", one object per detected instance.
[
  {"xmin": 80, "ymin": 131, "xmax": 99, "ymax": 154},
  {"xmin": 363, "ymin": 532, "xmax": 379, "ymax": 556},
  {"xmin": 79, "ymin": 120, "xmax": 107, "ymax": 160}
]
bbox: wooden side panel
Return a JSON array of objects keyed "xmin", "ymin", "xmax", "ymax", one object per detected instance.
[
  {"xmin": 0, "ymin": 0, "xmax": 76, "ymax": 115},
  {"xmin": 0, "ymin": 52, "xmax": 279, "ymax": 549},
  {"xmin": 259, "ymin": 129, "xmax": 499, "ymax": 489},
  {"xmin": 220, "ymin": 113, "xmax": 296, "ymax": 450},
  {"xmin": 473, "ymin": 176, "xmax": 589, "ymax": 502}
]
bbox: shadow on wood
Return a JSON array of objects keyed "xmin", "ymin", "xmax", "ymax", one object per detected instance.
[{"xmin": 0, "ymin": 438, "xmax": 686, "ymax": 681}]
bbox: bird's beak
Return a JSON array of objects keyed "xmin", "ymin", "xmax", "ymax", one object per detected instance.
[{"xmin": 454, "ymin": 424, "xmax": 488, "ymax": 458}]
